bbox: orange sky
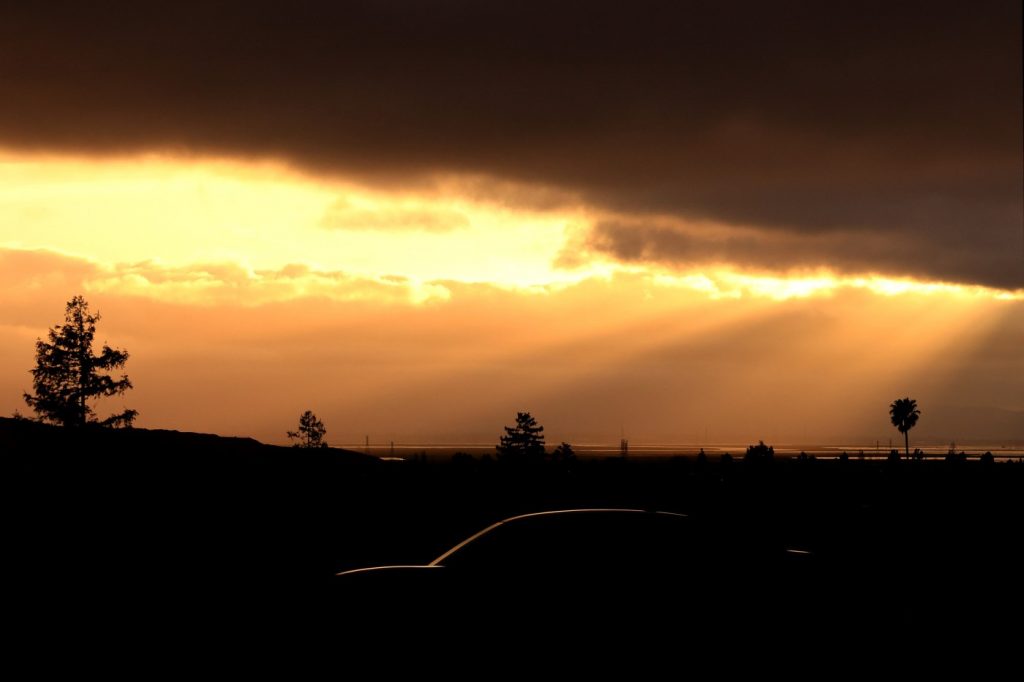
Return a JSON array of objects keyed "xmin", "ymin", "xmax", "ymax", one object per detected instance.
[
  {"xmin": 2, "ymin": 152, "xmax": 1020, "ymax": 447},
  {"xmin": 3, "ymin": 4, "xmax": 1021, "ymax": 447}
]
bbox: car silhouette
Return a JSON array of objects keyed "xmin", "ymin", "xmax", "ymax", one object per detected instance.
[{"xmin": 336, "ymin": 508, "xmax": 817, "ymax": 629}]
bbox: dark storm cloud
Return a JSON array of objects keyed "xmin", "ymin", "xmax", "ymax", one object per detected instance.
[
  {"xmin": 587, "ymin": 217, "xmax": 1020, "ymax": 288},
  {"xmin": 1, "ymin": 1, "xmax": 1020, "ymax": 287}
]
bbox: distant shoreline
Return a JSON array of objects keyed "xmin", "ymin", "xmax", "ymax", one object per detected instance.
[{"xmin": 325, "ymin": 442, "xmax": 1024, "ymax": 460}]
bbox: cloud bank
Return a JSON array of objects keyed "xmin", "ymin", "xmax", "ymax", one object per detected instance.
[
  {"xmin": 1, "ymin": 247, "xmax": 1020, "ymax": 445},
  {"xmin": 0, "ymin": 1, "xmax": 1020, "ymax": 287}
]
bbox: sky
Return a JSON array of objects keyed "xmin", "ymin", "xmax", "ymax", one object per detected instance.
[{"xmin": 1, "ymin": 1, "xmax": 1021, "ymax": 447}]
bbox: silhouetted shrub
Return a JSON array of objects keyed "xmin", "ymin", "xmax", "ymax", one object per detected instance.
[
  {"xmin": 452, "ymin": 452, "xmax": 475, "ymax": 465},
  {"xmin": 550, "ymin": 442, "xmax": 576, "ymax": 466},
  {"xmin": 744, "ymin": 440, "xmax": 774, "ymax": 464},
  {"xmin": 288, "ymin": 410, "xmax": 328, "ymax": 448}
]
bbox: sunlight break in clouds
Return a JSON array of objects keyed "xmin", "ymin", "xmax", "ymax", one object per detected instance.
[
  {"xmin": 1, "ymin": 151, "xmax": 1017, "ymax": 308},
  {"xmin": 0, "ymin": 151, "xmax": 596, "ymax": 292},
  {"xmin": 650, "ymin": 270, "xmax": 1022, "ymax": 302},
  {"xmin": 1, "ymin": 249, "xmax": 1019, "ymax": 446},
  {"xmin": 1, "ymin": 151, "xmax": 1020, "ymax": 445}
]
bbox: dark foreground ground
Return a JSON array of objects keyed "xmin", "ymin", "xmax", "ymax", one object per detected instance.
[{"xmin": 5, "ymin": 418, "xmax": 1022, "ymax": 662}]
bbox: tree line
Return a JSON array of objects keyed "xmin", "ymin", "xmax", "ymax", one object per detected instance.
[{"xmin": 18, "ymin": 295, "xmax": 925, "ymax": 458}]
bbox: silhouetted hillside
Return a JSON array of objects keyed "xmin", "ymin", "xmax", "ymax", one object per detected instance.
[
  {"xmin": 0, "ymin": 416, "xmax": 371, "ymax": 460},
  {"xmin": 5, "ymin": 415, "xmax": 378, "ymax": 615},
  {"xmin": 6, "ymin": 418, "xmax": 1022, "ymax": 648}
]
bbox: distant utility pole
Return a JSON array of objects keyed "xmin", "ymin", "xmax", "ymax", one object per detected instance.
[
  {"xmin": 365, "ymin": 435, "xmax": 369, "ymax": 455},
  {"xmin": 390, "ymin": 441, "xmax": 394, "ymax": 458},
  {"xmin": 620, "ymin": 438, "xmax": 629, "ymax": 458}
]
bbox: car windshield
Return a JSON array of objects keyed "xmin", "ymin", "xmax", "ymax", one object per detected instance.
[{"xmin": 437, "ymin": 511, "xmax": 693, "ymax": 575}]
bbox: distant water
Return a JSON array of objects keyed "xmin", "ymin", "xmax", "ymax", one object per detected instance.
[{"xmin": 334, "ymin": 442, "xmax": 1024, "ymax": 461}]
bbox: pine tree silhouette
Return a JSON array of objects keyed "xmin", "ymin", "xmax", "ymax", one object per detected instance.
[{"xmin": 496, "ymin": 411, "xmax": 546, "ymax": 462}]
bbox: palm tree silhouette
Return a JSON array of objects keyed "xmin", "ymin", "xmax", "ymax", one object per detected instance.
[{"xmin": 889, "ymin": 397, "xmax": 921, "ymax": 458}]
